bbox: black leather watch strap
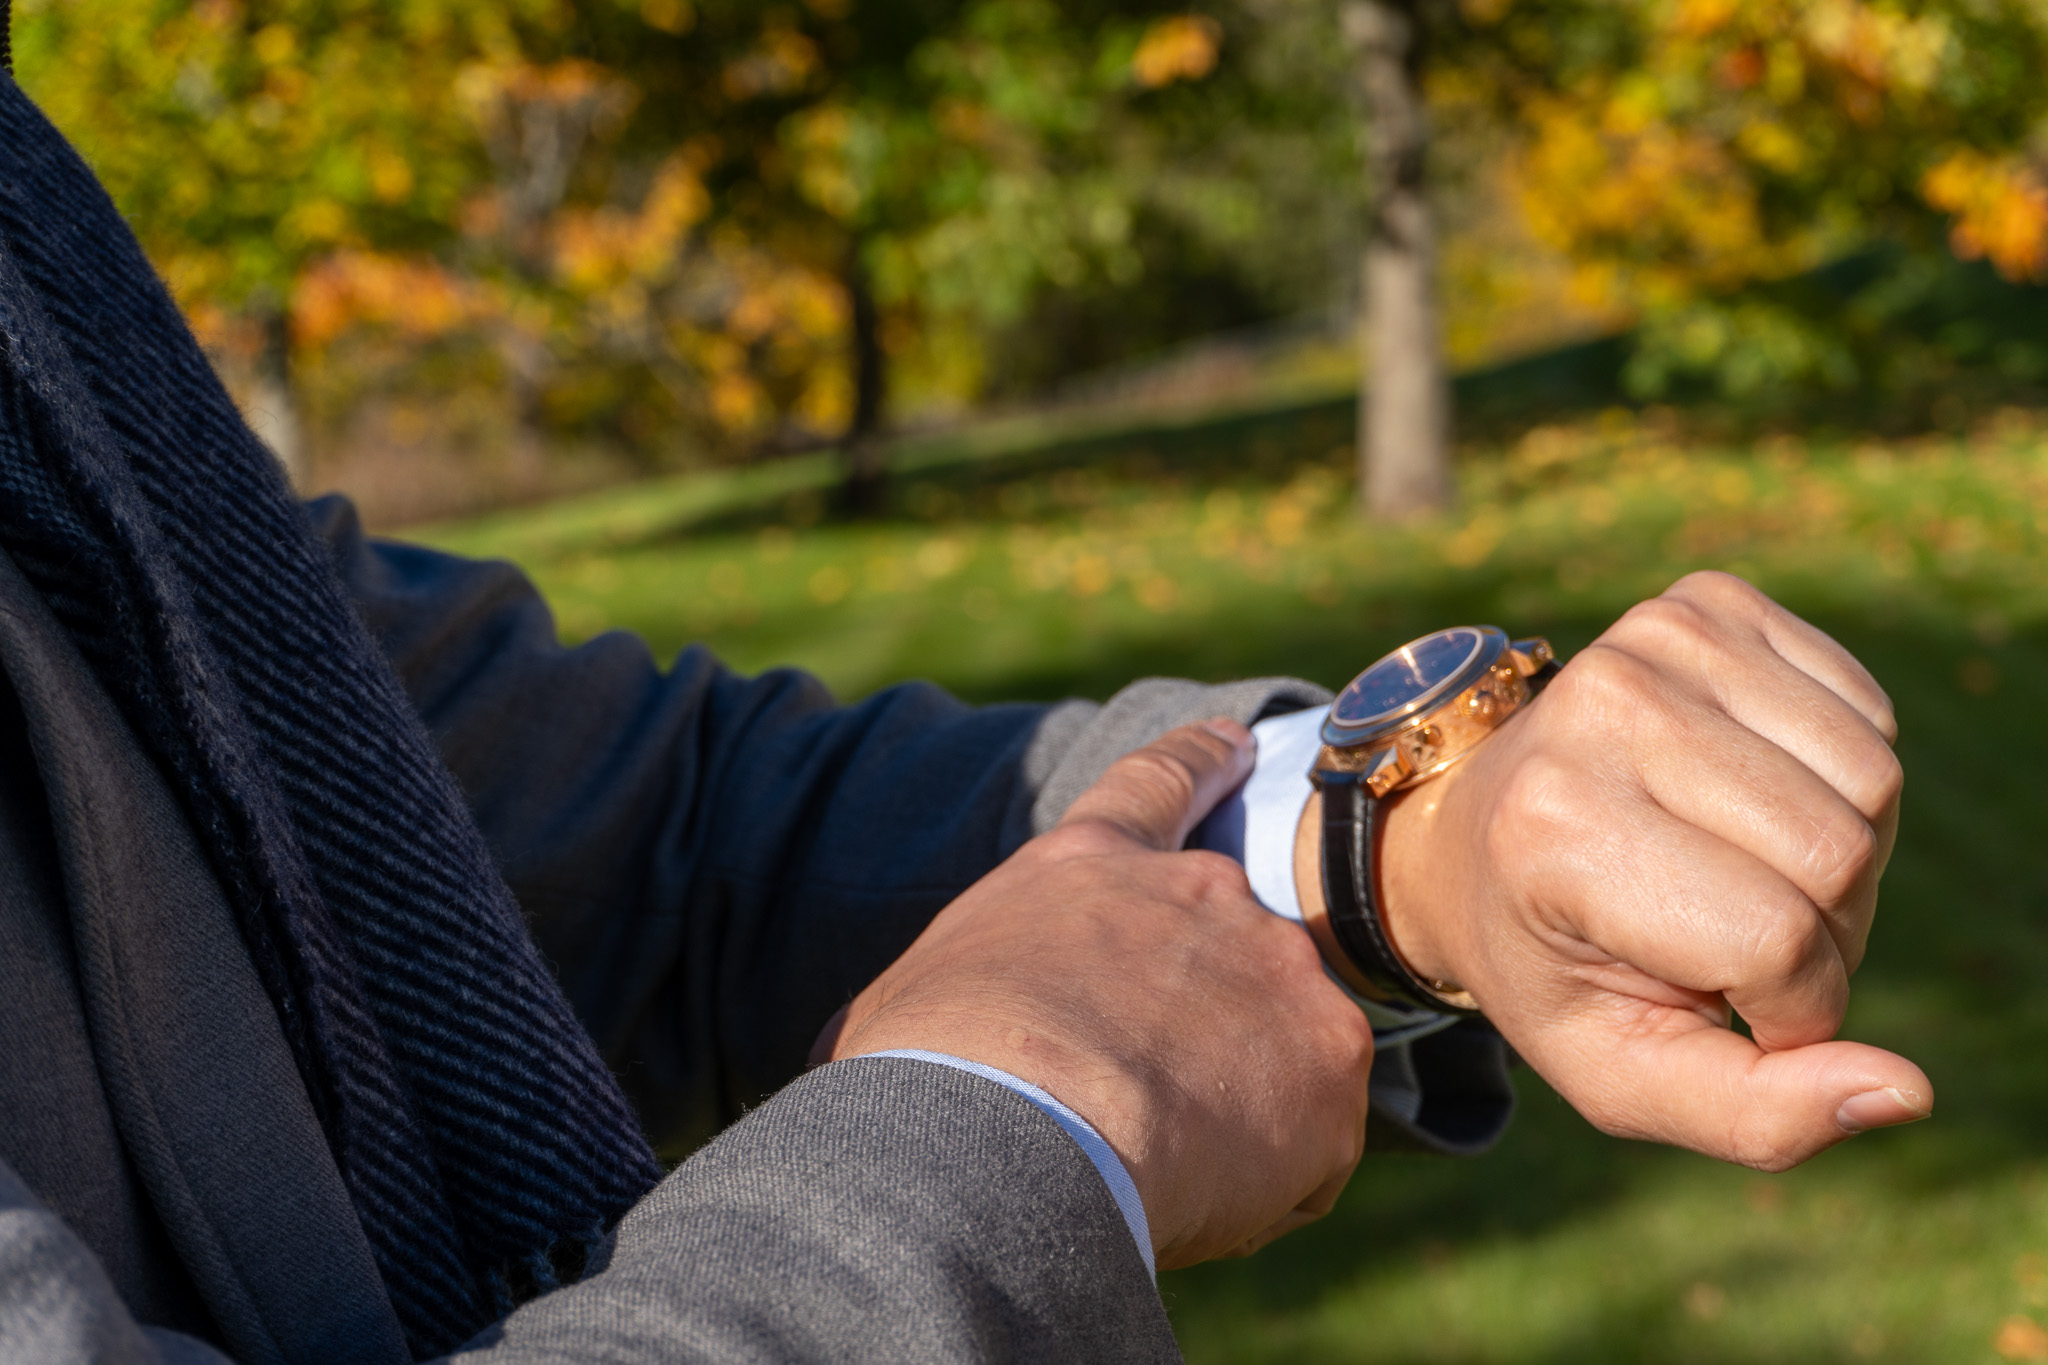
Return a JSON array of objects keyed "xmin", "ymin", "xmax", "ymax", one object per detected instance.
[
  {"xmin": 1311, "ymin": 656, "xmax": 1557, "ymax": 1017},
  {"xmin": 1313, "ymin": 768, "xmax": 1483, "ymax": 1017}
]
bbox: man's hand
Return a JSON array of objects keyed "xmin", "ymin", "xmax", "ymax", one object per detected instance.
[
  {"xmin": 1376, "ymin": 572, "xmax": 1927, "ymax": 1171},
  {"xmin": 826, "ymin": 720, "xmax": 1374, "ymax": 1270}
]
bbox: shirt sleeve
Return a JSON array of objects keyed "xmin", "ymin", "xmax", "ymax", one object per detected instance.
[
  {"xmin": 1194, "ymin": 706, "xmax": 1459, "ymax": 1044},
  {"xmin": 1196, "ymin": 707, "xmax": 1515, "ymax": 1155}
]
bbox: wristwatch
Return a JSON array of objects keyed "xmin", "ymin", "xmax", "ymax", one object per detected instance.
[{"xmin": 1297, "ymin": 626, "xmax": 1561, "ymax": 1016}]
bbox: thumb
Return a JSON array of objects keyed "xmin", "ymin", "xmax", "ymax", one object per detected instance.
[
  {"xmin": 1549, "ymin": 1018, "xmax": 1932, "ymax": 1172},
  {"xmin": 1058, "ymin": 718, "xmax": 1256, "ymax": 852}
]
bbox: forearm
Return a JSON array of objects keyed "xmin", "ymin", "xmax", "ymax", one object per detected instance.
[{"xmin": 316, "ymin": 494, "xmax": 1334, "ymax": 1147}]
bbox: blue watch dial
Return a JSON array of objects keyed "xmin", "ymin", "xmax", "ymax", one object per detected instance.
[{"xmin": 1328, "ymin": 626, "xmax": 1488, "ymax": 734}]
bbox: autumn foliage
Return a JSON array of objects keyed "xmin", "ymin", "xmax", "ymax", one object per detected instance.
[{"xmin": 12, "ymin": 0, "xmax": 2048, "ymax": 476}]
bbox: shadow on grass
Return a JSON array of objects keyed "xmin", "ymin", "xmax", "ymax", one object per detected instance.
[{"xmin": 656, "ymin": 337, "xmax": 1636, "ymax": 544}]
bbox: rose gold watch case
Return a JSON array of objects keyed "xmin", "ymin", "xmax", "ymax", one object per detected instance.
[
  {"xmin": 1314, "ymin": 632, "xmax": 1556, "ymax": 798},
  {"xmin": 1299, "ymin": 629, "xmax": 1557, "ymax": 1013}
]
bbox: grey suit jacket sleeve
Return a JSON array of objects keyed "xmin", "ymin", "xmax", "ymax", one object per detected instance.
[
  {"xmin": 452, "ymin": 1059, "xmax": 1177, "ymax": 1363},
  {"xmin": 0, "ymin": 1061, "xmax": 1176, "ymax": 1365},
  {"xmin": 307, "ymin": 495, "xmax": 1329, "ymax": 1153}
]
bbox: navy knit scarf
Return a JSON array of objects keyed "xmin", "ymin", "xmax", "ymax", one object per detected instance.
[{"xmin": 0, "ymin": 45, "xmax": 662, "ymax": 1361}]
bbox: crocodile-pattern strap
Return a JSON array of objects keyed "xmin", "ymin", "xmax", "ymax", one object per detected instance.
[
  {"xmin": 1313, "ymin": 769, "xmax": 1483, "ymax": 1016},
  {"xmin": 1310, "ymin": 657, "xmax": 1559, "ymax": 1017}
]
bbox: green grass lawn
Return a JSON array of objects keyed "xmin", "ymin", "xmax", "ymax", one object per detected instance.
[{"xmin": 419, "ymin": 401, "xmax": 2048, "ymax": 1364}]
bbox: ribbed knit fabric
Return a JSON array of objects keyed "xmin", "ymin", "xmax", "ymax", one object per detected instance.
[{"xmin": 0, "ymin": 48, "xmax": 662, "ymax": 1361}]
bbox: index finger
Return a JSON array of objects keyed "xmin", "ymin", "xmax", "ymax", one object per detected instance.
[
  {"xmin": 1057, "ymin": 719, "xmax": 1256, "ymax": 852},
  {"xmin": 1664, "ymin": 573, "xmax": 1897, "ymax": 743},
  {"xmin": 1759, "ymin": 611, "xmax": 1897, "ymax": 744}
]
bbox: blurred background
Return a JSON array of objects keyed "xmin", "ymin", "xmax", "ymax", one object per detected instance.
[{"xmin": 16, "ymin": 0, "xmax": 2048, "ymax": 1358}]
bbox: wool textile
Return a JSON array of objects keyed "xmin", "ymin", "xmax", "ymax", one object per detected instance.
[{"xmin": 0, "ymin": 49, "xmax": 663, "ymax": 1360}]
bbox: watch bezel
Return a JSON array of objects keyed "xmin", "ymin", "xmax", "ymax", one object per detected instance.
[{"xmin": 1321, "ymin": 625, "xmax": 1509, "ymax": 748}]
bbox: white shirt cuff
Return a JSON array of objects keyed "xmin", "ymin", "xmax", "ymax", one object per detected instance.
[
  {"xmin": 850, "ymin": 706, "xmax": 1459, "ymax": 1278},
  {"xmin": 859, "ymin": 1049, "xmax": 1155, "ymax": 1278},
  {"xmin": 1195, "ymin": 705, "xmax": 1457, "ymax": 1044}
]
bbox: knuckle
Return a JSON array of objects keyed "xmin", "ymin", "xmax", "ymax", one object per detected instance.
[
  {"xmin": 1038, "ymin": 821, "xmax": 1122, "ymax": 862},
  {"xmin": 1743, "ymin": 1149, "xmax": 1804, "ymax": 1175},
  {"xmin": 1554, "ymin": 642, "xmax": 1661, "ymax": 716},
  {"xmin": 1180, "ymin": 849, "xmax": 1252, "ymax": 900},
  {"xmin": 1667, "ymin": 569, "xmax": 1767, "ymax": 617},
  {"xmin": 1306, "ymin": 1011, "xmax": 1374, "ymax": 1113},
  {"xmin": 1490, "ymin": 751, "xmax": 1588, "ymax": 857},
  {"xmin": 1620, "ymin": 592, "xmax": 1717, "ymax": 647},
  {"xmin": 1117, "ymin": 749, "xmax": 1200, "ymax": 809},
  {"xmin": 1262, "ymin": 909, "xmax": 1327, "ymax": 970},
  {"xmin": 1168, "ymin": 719, "xmax": 1237, "ymax": 764},
  {"xmin": 1334, "ymin": 1111, "xmax": 1368, "ymax": 1170},
  {"xmin": 1743, "ymin": 896, "xmax": 1830, "ymax": 987},
  {"xmin": 1337, "ymin": 1006, "xmax": 1375, "ymax": 1068},
  {"xmin": 1286, "ymin": 925, "xmax": 1335, "ymax": 978},
  {"xmin": 1859, "ymin": 743, "xmax": 1905, "ymax": 814},
  {"xmin": 1801, "ymin": 810, "xmax": 1879, "ymax": 907}
]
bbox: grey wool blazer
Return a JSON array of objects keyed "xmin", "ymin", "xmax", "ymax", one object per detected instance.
[{"xmin": 0, "ymin": 497, "xmax": 1512, "ymax": 1362}]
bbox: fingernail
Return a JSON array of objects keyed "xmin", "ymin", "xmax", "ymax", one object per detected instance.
[
  {"xmin": 1835, "ymin": 1087, "xmax": 1931, "ymax": 1134},
  {"xmin": 1200, "ymin": 717, "xmax": 1255, "ymax": 755}
]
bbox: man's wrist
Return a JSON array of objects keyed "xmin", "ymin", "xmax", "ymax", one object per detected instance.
[
  {"xmin": 1289, "ymin": 755, "xmax": 1464, "ymax": 992},
  {"xmin": 1373, "ymin": 772, "xmax": 1467, "ymax": 985},
  {"xmin": 1193, "ymin": 705, "xmax": 1460, "ymax": 1029}
]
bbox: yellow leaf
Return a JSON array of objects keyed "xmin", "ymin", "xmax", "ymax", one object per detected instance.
[
  {"xmin": 1922, "ymin": 150, "xmax": 2048, "ymax": 282},
  {"xmin": 251, "ymin": 22, "xmax": 296, "ymax": 66},
  {"xmin": 1671, "ymin": 0, "xmax": 1738, "ymax": 39},
  {"xmin": 368, "ymin": 148, "xmax": 413, "ymax": 204},
  {"xmin": 639, "ymin": 0, "xmax": 695, "ymax": 36},
  {"xmin": 1996, "ymin": 1315, "xmax": 2048, "ymax": 1362},
  {"xmin": 808, "ymin": 565, "xmax": 851, "ymax": 604},
  {"xmin": 1131, "ymin": 15, "xmax": 1222, "ymax": 89},
  {"xmin": 1735, "ymin": 119, "xmax": 1805, "ymax": 175}
]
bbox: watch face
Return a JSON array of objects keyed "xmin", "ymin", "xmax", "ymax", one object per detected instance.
[{"xmin": 1327, "ymin": 626, "xmax": 1493, "ymax": 738}]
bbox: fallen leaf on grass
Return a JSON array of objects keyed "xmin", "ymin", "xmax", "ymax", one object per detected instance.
[{"xmin": 1995, "ymin": 1315, "xmax": 2048, "ymax": 1361}]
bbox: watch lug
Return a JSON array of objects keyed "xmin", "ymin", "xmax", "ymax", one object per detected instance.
[
  {"xmin": 1509, "ymin": 637, "xmax": 1555, "ymax": 676},
  {"xmin": 1363, "ymin": 745, "xmax": 1408, "ymax": 798}
]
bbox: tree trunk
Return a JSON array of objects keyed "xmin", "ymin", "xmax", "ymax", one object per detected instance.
[
  {"xmin": 1344, "ymin": 0, "xmax": 1450, "ymax": 520},
  {"xmin": 245, "ymin": 300, "xmax": 307, "ymax": 491},
  {"xmin": 839, "ymin": 240, "xmax": 889, "ymax": 517},
  {"xmin": 498, "ymin": 325, "xmax": 554, "ymax": 494}
]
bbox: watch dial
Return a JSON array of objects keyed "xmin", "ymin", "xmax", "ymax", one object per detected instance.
[{"xmin": 1330, "ymin": 626, "xmax": 1486, "ymax": 730}]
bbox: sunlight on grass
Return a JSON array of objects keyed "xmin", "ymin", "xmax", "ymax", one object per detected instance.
[
  {"xmin": 418, "ymin": 405, "xmax": 2048, "ymax": 704},
  {"xmin": 419, "ymin": 402, "xmax": 2048, "ymax": 1364}
]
